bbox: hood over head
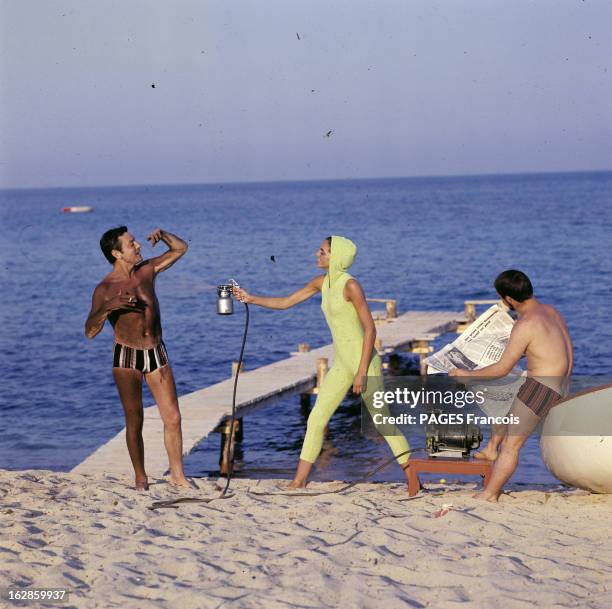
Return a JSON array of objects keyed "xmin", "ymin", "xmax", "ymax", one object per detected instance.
[{"xmin": 328, "ymin": 235, "xmax": 357, "ymax": 285}]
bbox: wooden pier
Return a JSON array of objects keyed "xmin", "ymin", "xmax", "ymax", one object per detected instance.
[{"xmin": 73, "ymin": 305, "xmax": 475, "ymax": 477}]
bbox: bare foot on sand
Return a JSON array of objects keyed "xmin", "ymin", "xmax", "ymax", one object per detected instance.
[
  {"xmin": 169, "ymin": 476, "xmax": 198, "ymax": 490},
  {"xmin": 284, "ymin": 480, "xmax": 307, "ymax": 490},
  {"xmin": 474, "ymin": 446, "xmax": 499, "ymax": 461},
  {"xmin": 472, "ymin": 490, "xmax": 499, "ymax": 502},
  {"xmin": 135, "ymin": 477, "xmax": 150, "ymax": 491}
]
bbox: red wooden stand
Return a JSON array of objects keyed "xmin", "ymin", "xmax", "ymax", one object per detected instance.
[{"xmin": 408, "ymin": 455, "xmax": 493, "ymax": 496}]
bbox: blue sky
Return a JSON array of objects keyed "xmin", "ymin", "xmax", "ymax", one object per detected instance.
[{"xmin": 1, "ymin": 0, "xmax": 610, "ymax": 188}]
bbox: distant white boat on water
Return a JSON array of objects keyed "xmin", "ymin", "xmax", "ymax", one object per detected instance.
[{"xmin": 62, "ymin": 206, "xmax": 94, "ymax": 213}]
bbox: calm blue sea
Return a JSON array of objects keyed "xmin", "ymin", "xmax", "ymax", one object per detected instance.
[{"xmin": 1, "ymin": 172, "xmax": 610, "ymax": 484}]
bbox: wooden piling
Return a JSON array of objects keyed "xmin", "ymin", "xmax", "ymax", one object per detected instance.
[
  {"xmin": 315, "ymin": 357, "xmax": 328, "ymax": 393},
  {"xmin": 219, "ymin": 418, "xmax": 241, "ymax": 475},
  {"xmin": 232, "ymin": 361, "xmax": 245, "ymax": 377},
  {"xmin": 458, "ymin": 300, "xmax": 501, "ymax": 332},
  {"xmin": 409, "ymin": 338, "xmax": 433, "ymax": 376},
  {"xmin": 299, "ymin": 344, "xmax": 312, "ymax": 407},
  {"xmin": 299, "ymin": 353, "xmax": 329, "ymax": 406},
  {"xmin": 367, "ymin": 298, "xmax": 397, "ymax": 320},
  {"xmin": 465, "ymin": 302, "xmax": 476, "ymax": 322}
]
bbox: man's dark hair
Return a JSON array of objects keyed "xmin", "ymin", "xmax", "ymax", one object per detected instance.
[
  {"xmin": 100, "ymin": 226, "xmax": 128, "ymax": 264},
  {"xmin": 494, "ymin": 269, "xmax": 533, "ymax": 302},
  {"xmin": 326, "ymin": 236, "xmax": 332, "ymax": 248}
]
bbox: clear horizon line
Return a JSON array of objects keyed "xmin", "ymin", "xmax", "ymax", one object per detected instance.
[{"xmin": 1, "ymin": 167, "xmax": 611, "ymax": 193}]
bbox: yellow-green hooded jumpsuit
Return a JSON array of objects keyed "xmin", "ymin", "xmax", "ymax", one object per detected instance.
[{"xmin": 300, "ymin": 235, "xmax": 410, "ymax": 464}]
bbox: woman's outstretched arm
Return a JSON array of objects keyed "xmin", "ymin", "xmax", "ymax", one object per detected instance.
[{"xmin": 232, "ymin": 275, "xmax": 324, "ymax": 310}]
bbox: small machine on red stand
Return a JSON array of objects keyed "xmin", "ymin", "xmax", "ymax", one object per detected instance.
[{"xmin": 408, "ymin": 414, "xmax": 492, "ymax": 496}]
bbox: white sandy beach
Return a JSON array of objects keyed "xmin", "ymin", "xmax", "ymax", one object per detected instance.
[{"xmin": 1, "ymin": 469, "xmax": 611, "ymax": 609}]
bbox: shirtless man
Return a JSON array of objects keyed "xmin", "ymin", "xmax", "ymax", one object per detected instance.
[
  {"xmin": 450, "ymin": 269, "xmax": 573, "ymax": 502},
  {"xmin": 85, "ymin": 226, "xmax": 192, "ymax": 490}
]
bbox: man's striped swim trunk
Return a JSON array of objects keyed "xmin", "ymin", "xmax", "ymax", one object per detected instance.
[
  {"xmin": 113, "ymin": 340, "xmax": 169, "ymax": 374},
  {"xmin": 516, "ymin": 376, "xmax": 563, "ymax": 418}
]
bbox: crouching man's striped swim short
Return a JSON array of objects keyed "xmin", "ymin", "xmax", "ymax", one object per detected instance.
[{"xmin": 113, "ymin": 340, "xmax": 169, "ymax": 374}]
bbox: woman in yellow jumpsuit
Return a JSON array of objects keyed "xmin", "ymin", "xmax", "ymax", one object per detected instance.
[{"xmin": 232, "ymin": 236, "xmax": 410, "ymax": 488}]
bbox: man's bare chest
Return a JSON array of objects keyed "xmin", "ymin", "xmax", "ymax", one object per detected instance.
[{"xmin": 107, "ymin": 271, "xmax": 157, "ymax": 308}]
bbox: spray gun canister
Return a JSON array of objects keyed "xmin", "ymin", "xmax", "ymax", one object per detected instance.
[{"xmin": 217, "ymin": 280, "xmax": 240, "ymax": 315}]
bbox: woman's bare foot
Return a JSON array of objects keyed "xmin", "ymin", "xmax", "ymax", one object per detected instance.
[
  {"xmin": 135, "ymin": 477, "xmax": 150, "ymax": 491},
  {"xmin": 284, "ymin": 459, "xmax": 313, "ymax": 490},
  {"xmin": 285, "ymin": 479, "xmax": 308, "ymax": 490}
]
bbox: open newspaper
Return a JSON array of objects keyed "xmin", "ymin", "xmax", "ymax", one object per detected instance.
[
  {"xmin": 425, "ymin": 304, "xmax": 526, "ymax": 417},
  {"xmin": 425, "ymin": 304, "xmax": 515, "ymax": 374}
]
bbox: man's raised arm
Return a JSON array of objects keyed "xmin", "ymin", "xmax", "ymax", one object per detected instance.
[{"xmin": 147, "ymin": 228, "xmax": 188, "ymax": 274}]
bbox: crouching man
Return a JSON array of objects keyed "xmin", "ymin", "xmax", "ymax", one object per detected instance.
[{"xmin": 450, "ymin": 270, "xmax": 573, "ymax": 501}]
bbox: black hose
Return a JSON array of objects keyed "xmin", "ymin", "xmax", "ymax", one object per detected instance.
[
  {"xmin": 219, "ymin": 302, "xmax": 249, "ymax": 497},
  {"xmin": 247, "ymin": 447, "xmax": 424, "ymax": 497},
  {"xmin": 149, "ymin": 445, "xmax": 424, "ymax": 508}
]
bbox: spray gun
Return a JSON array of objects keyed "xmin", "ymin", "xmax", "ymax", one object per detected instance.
[{"xmin": 217, "ymin": 279, "xmax": 240, "ymax": 315}]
